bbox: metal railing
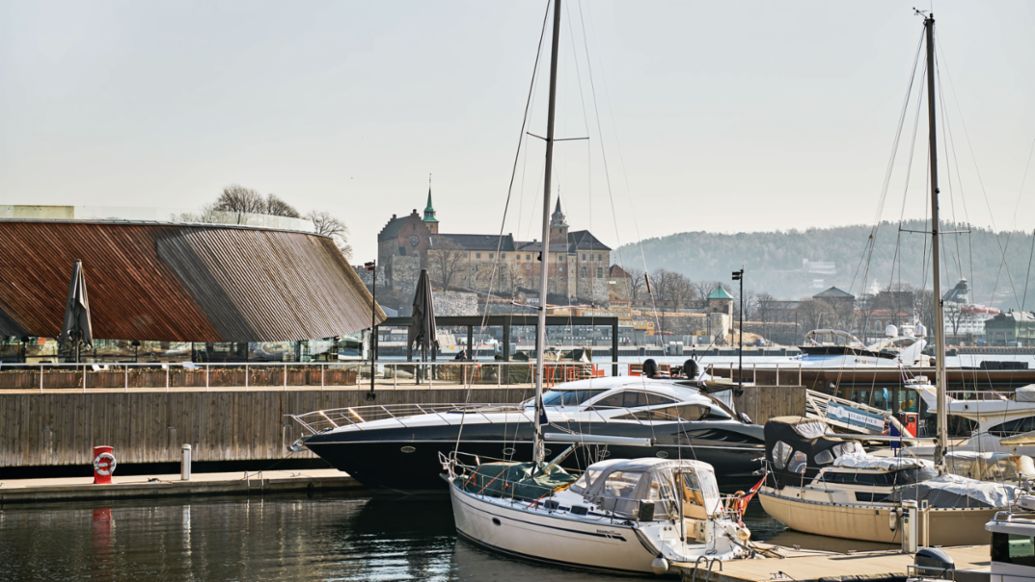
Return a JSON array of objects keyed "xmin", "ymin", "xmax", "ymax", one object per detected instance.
[
  {"xmin": 0, "ymin": 360, "xmax": 636, "ymax": 391},
  {"xmin": 290, "ymin": 402, "xmax": 522, "ymax": 434},
  {"xmin": 704, "ymin": 361, "xmax": 805, "ymax": 386}
]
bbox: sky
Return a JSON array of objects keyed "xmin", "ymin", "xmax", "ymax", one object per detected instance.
[{"xmin": 2, "ymin": 0, "xmax": 1034, "ymax": 263}]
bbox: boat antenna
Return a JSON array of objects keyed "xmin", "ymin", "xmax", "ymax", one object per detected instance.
[
  {"xmin": 532, "ymin": 0, "xmax": 562, "ymax": 468},
  {"xmin": 919, "ymin": 10, "xmax": 948, "ymax": 468}
]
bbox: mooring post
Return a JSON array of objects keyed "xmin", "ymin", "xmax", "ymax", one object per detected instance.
[{"xmin": 181, "ymin": 444, "xmax": 192, "ymax": 481}]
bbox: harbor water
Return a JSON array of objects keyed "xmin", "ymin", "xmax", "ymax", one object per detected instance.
[{"xmin": 0, "ymin": 493, "xmax": 890, "ymax": 581}]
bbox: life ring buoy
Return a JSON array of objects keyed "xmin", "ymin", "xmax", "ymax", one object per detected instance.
[{"xmin": 93, "ymin": 452, "xmax": 117, "ymax": 476}]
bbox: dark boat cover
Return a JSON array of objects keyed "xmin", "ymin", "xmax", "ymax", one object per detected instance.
[{"xmin": 460, "ymin": 462, "xmax": 576, "ymax": 501}]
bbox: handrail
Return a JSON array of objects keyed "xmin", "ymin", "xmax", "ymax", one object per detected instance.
[{"xmin": 0, "ymin": 360, "xmax": 633, "ymax": 391}]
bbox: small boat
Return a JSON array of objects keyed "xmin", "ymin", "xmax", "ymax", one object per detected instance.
[
  {"xmin": 757, "ymin": 416, "xmax": 1015, "ymax": 546},
  {"xmin": 796, "ymin": 329, "xmax": 927, "ymax": 368},
  {"xmin": 908, "ymin": 383, "xmax": 1035, "ymax": 458},
  {"xmin": 985, "ymin": 496, "xmax": 1035, "ymax": 581},
  {"xmin": 444, "ymin": 451, "xmax": 754, "ymax": 576}
]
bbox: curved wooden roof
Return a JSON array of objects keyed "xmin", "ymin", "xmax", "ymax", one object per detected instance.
[{"xmin": 0, "ymin": 220, "xmax": 383, "ymax": 342}]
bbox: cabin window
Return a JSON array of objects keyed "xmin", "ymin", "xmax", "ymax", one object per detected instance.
[
  {"xmin": 787, "ymin": 451, "xmax": 808, "ymax": 474},
  {"xmin": 814, "ymin": 449, "xmax": 834, "ymax": 465},
  {"xmin": 993, "ymin": 532, "xmax": 1035, "ymax": 567},
  {"xmin": 989, "ymin": 416, "xmax": 1035, "ymax": 437},
  {"xmin": 539, "ymin": 389, "xmax": 606, "ymax": 407},
  {"xmin": 590, "ymin": 391, "xmax": 676, "ymax": 410},
  {"xmin": 602, "ymin": 471, "xmax": 643, "ymax": 501},
  {"xmin": 571, "ymin": 465, "xmax": 607, "ymax": 494},
  {"xmin": 838, "ymin": 442, "xmax": 864, "ymax": 456},
  {"xmin": 772, "ymin": 441, "xmax": 792, "ymax": 470},
  {"xmin": 615, "ymin": 403, "xmax": 709, "ymax": 422}
]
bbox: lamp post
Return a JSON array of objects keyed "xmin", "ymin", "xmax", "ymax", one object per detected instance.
[
  {"xmin": 731, "ymin": 269, "xmax": 744, "ymax": 395},
  {"xmin": 365, "ymin": 261, "xmax": 377, "ymax": 400}
]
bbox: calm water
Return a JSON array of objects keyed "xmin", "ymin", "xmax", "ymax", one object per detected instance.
[{"xmin": 0, "ymin": 493, "xmax": 887, "ymax": 582}]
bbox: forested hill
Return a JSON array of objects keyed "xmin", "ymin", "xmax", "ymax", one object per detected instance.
[{"xmin": 614, "ymin": 220, "xmax": 1035, "ymax": 308}]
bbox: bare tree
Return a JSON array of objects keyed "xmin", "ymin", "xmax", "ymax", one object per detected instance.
[
  {"xmin": 213, "ymin": 185, "xmax": 301, "ymax": 218},
  {"xmin": 797, "ymin": 299, "xmax": 837, "ymax": 335},
  {"xmin": 214, "ymin": 185, "xmax": 265, "ymax": 214},
  {"xmin": 308, "ymin": 211, "xmax": 353, "ymax": 259},
  {"xmin": 913, "ymin": 289, "xmax": 936, "ymax": 334},
  {"xmin": 428, "ymin": 239, "xmax": 469, "ymax": 291},
  {"xmin": 693, "ymin": 281, "xmax": 720, "ymax": 302},
  {"xmin": 755, "ymin": 292, "xmax": 776, "ymax": 341},
  {"xmin": 626, "ymin": 268, "xmax": 646, "ymax": 305},
  {"xmin": 264, "ymin": 193, "xmax": 301, "ymax": 218}
]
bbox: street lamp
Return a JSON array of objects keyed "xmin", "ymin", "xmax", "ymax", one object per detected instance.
[
  {"xmin": 365, "ymin": 261, "xmax": 377, "ymax": 400},
  {"xmin": 731, "ymin": 269, "xmax": 744, "ymax": 396}
]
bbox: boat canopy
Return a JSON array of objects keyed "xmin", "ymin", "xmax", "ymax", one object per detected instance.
[
  {"xmin": 572, "ymin": 457, "xmax": 722, "ymax": 520},
  {"xmin": 765, "ymin": 416, "xmax": 864, "ymax": 488}
]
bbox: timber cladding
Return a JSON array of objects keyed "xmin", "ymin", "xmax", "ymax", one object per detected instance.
[
  {"xmin": 0, "ymin": 220, "xmax": 383, "ymax": 342},
  {"xmin": 732, "ymin": 385, "xmax": 807, "ymax": 425},
  {"xmin": 0, "ymin": 388, "xmax": 533, "ymax": 468}
]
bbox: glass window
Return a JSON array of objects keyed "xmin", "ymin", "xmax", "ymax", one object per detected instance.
[
  {"xmin": 787, "ymin": 451, "xmax": 808, "ymax": 474},
  {"xmin": 591, "ymin": 391, "xmax": 676, "ymax": 410},
  {"xmin": 992, "ymin": 533, "xmax": 1035, "ymax": 567},
  {"xmin": 615, "ymin": 403, "xmax": 708, "ymax": 421},
  {"xmin": 772, "ymin": 440, "xmax": 792, "ymax": 470},
  {"xmin": 538, "ymin": 389, "xmax": 607, "ymax": 407},
  {"xmin": 602, "ymin": 471, "xmax": 643, "ymax": 500},
  {"xmin": 814, "ymin": 449, "xmax": 834, "ymax": 465},
  {"xmin": 989, "ymin": 416, "xmax": 1035, "ymax": 437},
  {"xmin": 571, "ymin": 466, "xmax": 607, "ymax": 494}
]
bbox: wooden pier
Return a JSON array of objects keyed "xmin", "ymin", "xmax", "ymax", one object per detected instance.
[
  {"xmin": 673, "ymin": 543, "xmax": 990, "ymax": 582},
  {"xmin": 0, "ymin": 468, "xmax": 362, "ymax": 505}
]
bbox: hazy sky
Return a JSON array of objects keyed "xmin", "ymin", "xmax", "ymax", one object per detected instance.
[{"xmin": 2, "ymin": 1, "xmax": 1034, "ymax": 263}]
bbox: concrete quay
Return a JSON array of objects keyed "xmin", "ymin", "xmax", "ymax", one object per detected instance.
[{"xmin": 0, "ymin": 468, "xmax": 362, "ymax": 506}]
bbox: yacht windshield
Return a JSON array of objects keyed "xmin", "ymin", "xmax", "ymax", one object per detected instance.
[{"xmin": 536, "ymin": 389, "xmax": 607, "ymax": 407}]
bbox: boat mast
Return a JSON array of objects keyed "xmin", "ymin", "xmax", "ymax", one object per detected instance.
[
  {"xmin": 923, "ymin": 13, "xmax": 948, "ymax": 467},
  {"xmin": 533, "ymin": 0, "xmax": 562, "ymax": 468}
]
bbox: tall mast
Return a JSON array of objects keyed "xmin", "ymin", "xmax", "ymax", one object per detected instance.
[
  {"xmin": 533, "ymin": 0, "xmax": 562, "ymax": 467},
  {"xmin": 923, "ymin": 14, "xmax": 948, "ymax": 467}
]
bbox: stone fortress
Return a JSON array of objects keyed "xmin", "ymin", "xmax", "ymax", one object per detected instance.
[{"xmin": 376, "ymin": 188, "xmax": 631, "ymax": 314}]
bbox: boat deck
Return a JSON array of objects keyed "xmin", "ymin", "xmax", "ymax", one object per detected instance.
[{"xmin": 672, "ymin": 543, "xmax": 989, "ymax": 582}]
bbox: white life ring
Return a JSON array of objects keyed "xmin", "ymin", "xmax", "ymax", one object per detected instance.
[{"xmin": 93, "ymin": 452, "xmax": 117, "ymax": 476}]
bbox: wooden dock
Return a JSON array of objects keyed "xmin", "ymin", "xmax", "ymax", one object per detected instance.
[
  {"xmin": 673, "ymin": 543, "xmax": 990, "ymax": 582},
  {"xmin": 0, "ymin": 468, "xmax": 363, "ymax": 505}
]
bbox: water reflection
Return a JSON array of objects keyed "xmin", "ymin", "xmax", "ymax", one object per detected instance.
[{"xmin": 0, "ymin": 494, "xmax": 883, "ymax": 581}]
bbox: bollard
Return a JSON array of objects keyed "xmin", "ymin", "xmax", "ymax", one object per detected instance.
[
  {"xmin": 901, "ymin": 500, "xmax": 919, "ymax": 554},
  {"xmin": 92, "ymin": 445, "xmax": 117, "ymax": 485},
  {"xmin": 181, "ymin": 443, "xmax": 192, "ymax": 481}
]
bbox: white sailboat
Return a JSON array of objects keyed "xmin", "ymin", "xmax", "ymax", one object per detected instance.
[
  {"xmin": 441, "ymin": 0, "xmax": 753, "ymax": 575},
  {"xmin": 758, "ymin": 12, "xmax": 1019, "ymax": 546}
]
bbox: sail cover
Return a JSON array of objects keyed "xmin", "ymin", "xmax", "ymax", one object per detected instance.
[{"xmin": 889, "ymin": 473, "xmax": 1017, "ymax": 508}]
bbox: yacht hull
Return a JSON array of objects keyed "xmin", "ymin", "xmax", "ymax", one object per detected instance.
[
  {"xmin": 306, "ymin": 425, "xmax": 763, "ymax": 492},
  {"xmin": 758, "ymin": 488, "xmax": 996, "ymax": 546},
  {"xmin": 448, "ymin": 480, "xmax": 663, "ymax": 575}
]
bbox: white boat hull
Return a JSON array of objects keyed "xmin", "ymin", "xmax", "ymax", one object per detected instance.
[
  {"xmin": 759, "ymin": 488, "xmax": 997, "ymax": 546},
  {"xmin": 449, "ymin": 481, "xmax": 666, "ymax": 575}
]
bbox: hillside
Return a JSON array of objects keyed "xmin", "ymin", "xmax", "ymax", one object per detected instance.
[{"xmin": 615, "ymin": 220, "xmax": 1034, "ymax": 308}]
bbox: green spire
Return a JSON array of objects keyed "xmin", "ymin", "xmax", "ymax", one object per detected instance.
[{"xmin": 422, "ymin": 180, "xmax": 438, "ymax": 224}]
